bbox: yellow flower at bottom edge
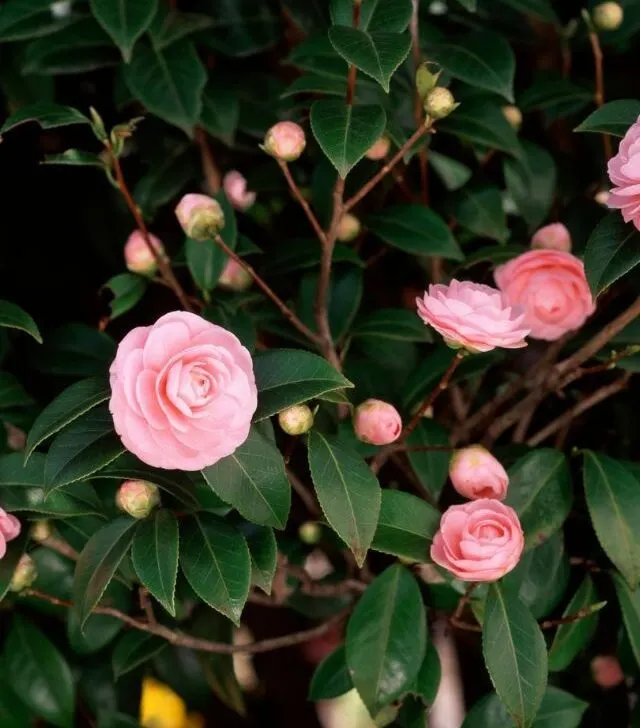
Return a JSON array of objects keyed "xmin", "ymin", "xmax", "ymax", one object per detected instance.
[{"xmin": 140, "ymin": 677, "xmax": 187, "ymax": 728}]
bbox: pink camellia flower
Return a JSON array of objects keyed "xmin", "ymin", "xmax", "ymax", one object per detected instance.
[
  {"xmin": 591, "ymin": 656, "xmax": 625, "ymax": 688},
  {"xmin": 223, "ymin": 171, "xmax": 256, "ymax": 212},
  {"xmin": 219, "ymin": 259, "xmax": 252, "ymax": 292},
  {"xmin": 608, "ymin": 116, "xmax": 640, "ymax": 230},
  {"xmin": 124, "ymin": 231, "xmax": 165, "ymax": 275},
  {"xmin": 109, "ymin": 311, "xmax": 257, "ymax": 470},
  {"xmin": 449, "ymin": 445, "xmax": 509, "ymax": 500},
  {"xmin": 0, "ymin": 507, "xmax": 21, "ymax": 559},
  {"xmin": 495, "ymin": 250, "xmax": 595, "ymax": 341},
  {"xmin": 431, "ymin": 499, "xmax": 524, "ymax": 582},
  {"xmin": 416, "ymin": 280, "xmax": 529, "ymax": 353},
  {"xmin": 365, "ymin": 136, "xmax": 391, "ymax": 161},
  {"xmin": 175, "ymin": 193, "xmax": 225, "ymax": 240},
  {"xmin": 353, "ymin": 399, "xmax": 402, "ymax": 446},
  {"xmin": 531, "ymin": 223, "xmax": 572, "ymax": 253},
  {"xmin": 264, "ymin": 121, "xmax": 306, "ymax": 162}
]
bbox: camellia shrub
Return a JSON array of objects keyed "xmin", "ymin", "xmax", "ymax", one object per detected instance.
[{"xmin": 2, "ymin": 0, "xmax": 640, "ymax": 726}]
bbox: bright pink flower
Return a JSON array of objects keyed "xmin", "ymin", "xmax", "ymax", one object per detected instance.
[
  {"xmin": 495, "ymin": 250, "xmax": 595, "ymax": 341},
  {"xmin": 449, "ymin": 446, "xmax": 509, "ymax": 500},
  {"xmin": 431, "ymin": 499, "xmax": 524, "ymax": 582},
  {"xmin": 591, "ymin": 656, "xmax": 625, "ymax": 688},
  {"xmin": 175, "ymin": 194, "xmax": 224, "ymax": 240},
  {"xmin": 109, "ymin": 311, "xmax": 257, "ymax": 470},
  {"xmin": 531, "ymin": 223, "xmax": 572, "ymax": 253},
  {"xmin": 608, "ymin": 116, "xmax": 640, "ymax": 230},
  {"xmin": 124, "ymin": 231, "xmax": 164, "ymax": 275},
  {"xmin": 264, "ymin": 121, "xmax": 306, "ymax": 162},
  {"xmin": 353, "ymin": 399, "xmax": 402, "ymax": 446},
  {"xmin": 365, "ymin": 136, "xmax": 390, "ymax": 161},
  {"xmin": 219, "ymin": 259, "xmax": 252, "ymax": 292},
  {"xmin": 0, "ymin": 507, "xmax": 21, "ymax": 559},
  {"xmin": 223, "ymin": 171, "xmax": 256, "ymax": 212},
  {"xmin": 416, "ymin": 280, "xmax": 529, "ymax": 353}
]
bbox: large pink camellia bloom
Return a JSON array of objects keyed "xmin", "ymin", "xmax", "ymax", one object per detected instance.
[
  {"xmin": 431, "ymin": 500, "xmax": 524, "ymax": 582},
  {"xmin": 109, "ymin": 311, "xmax": 257, "ymax": 470},
  {"xmin": 495, "ymin": 250, "xmax": 595, "ymax": 341},
  {"xmin": 416, "ymin": 280, "xmax": 529, "ymax": 353},
  {"xmin": 0, "ymin": 507, "xmax": 21, "ymax": 559},
  {"xmin": 607, "ymin": 116, "xmax": 640, "ymax": 231}
]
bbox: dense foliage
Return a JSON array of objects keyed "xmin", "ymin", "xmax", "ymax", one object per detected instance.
[{"xmin": 2, "ymin": 0, "xmax": 640, "ymax": 727}]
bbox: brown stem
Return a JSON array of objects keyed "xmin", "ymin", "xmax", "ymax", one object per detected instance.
[
  {"xmin": 212, "ymin": 234, "xmax": 321, "ymax": 345},
  {"xmin": 109, "ymin": 150, "xmax": 194, "ymax": 312},
  {"xmin": 588, "ymin": 30, "xmax": 613, "ymax": 159},
  {"xmin": 410, "ymin": 0, "xmax": 429, "ymax": 207},
  {"xmin": 195, "ymin": 128, "xmax": 221, "ymax": 195},
  {"xmin": 139, "ymin": 587, "xmax": 157, "ymax": 627},
  {"xmin": 559, "ymin": 345, "xmax": 640, "ymax": 387},
  {"xmin": 512, "ymin": 402, "xmax": 536, "ymax": 443},
  {"xmin": 277, "ymin": 160, "xmax": 327, "ymax": 244},
  {"xmin": 287, "ymin": 468, "xmax": 321, "ymax": 518},
  {"xmin": 451, "ymin": 603, "xmax": 602, "ymax": 634},
  {"xmin": 41, "ymin": 537, "xmax": 78, "ymax": 561},
  {"xmin": 23, "ymin": 589, "xmax": 351, "ymax": 655},
  {"xmin": 453, "ymin": 583, "xmax": 478, "ymax": 621}
]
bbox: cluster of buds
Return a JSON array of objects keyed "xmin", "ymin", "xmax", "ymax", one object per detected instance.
[
  {"xmin": 416, "ymin": 62, "xmax": 459, "ymax": 121},
  {"xmin": 116, "ymin": 480, "xmax": 160, "ymax": 519}
]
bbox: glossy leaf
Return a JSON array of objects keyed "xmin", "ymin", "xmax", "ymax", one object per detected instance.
[
  {"xmin": 346, "ymin": 565, "xmax": 426, "ymax": 715},
  {"xmin": 112, "ymin": 631, "xmax": 167, "ymax": 679},
  {"xmin": 584, "ymin": 212, "xmax": 640, "ymax": 295},
  {"xmin": 310, "ymin": 99, "xmax": 386, "ymax": 177},
  {"xmin": 575, "ymin": 99, "xmax": 640, "ymax": 137},
  {"xmin": 309, "ymin": 645, "xmax": 353, "ymax": 700},
  {"xmin": 0, "ymin": 103, "xmax": 88, "ymax": 137},
  {"xmin": 613, "ymin": 571, "xmax": 640, "ymax": 669},
  {"xmin": 0, "ymin": 682, "xmax": 31, "ymax": 728},
  {"xmin": 439, "ymin": 100, "xmax": 521, "ymax": 157},
  {"xmin": 134, "ymin": 144, "xmax": 196, "ymax": 219},
  {"xmin": 406, "ymin": 420, "xmax": 452, "ymax": 500},
  {"xmin": 519, "ymin": 78, "xmax": 591, "ymax": 117},
  {"xmin": 67, "ymin": 580, "xmax": 131, "ymax": 655},
  {"xmin": 90, "ymin": 0, "xmax": 157, "ymax": 62},
  {"xmin": 372, "ymin": 490, "xmax": 439, "ymax": 561},
  {"xmin": 103, "ymin": 274, "xmax": 147, "ymax": 320},
  {"xmin": 0, "ymin": 300, "xmax": 42, "ymax": 342},
  {"xmin": 247, "ymin": 525, "xmax": 277, "ymax": 594},
  {"xmin": 583, "ymin": 451, "xmax": 640, "ymax": 589},
  {"xmin": 179, "ymin": 513, "xmax": 251, "ymax": 625},
  {"xmin": 149, "ymin": 5, "xmax": 213, "ymax": 49},
  {"xmin": 1, "ymin": 477, "xmax": 104, "ymax": 520},
  {"xmin": 449, "ymin": 186, "xmax": 509, "ymax": 243},
  {"xmin": 330, "ymin": 0, "xmax": 412, "ymax": 32},
  {"xmin": 516, "ymin": 531, "xmax": 570, "ymax": 619},
  {"xmin": 352, "ymin": 308, "xmax": 432, "ymax": 342},
  {"xmin": 200, "ymin": 77, "xmax": 240, "ymax": 146},
  {"xmin": 132, "ymin": 509, "xmax": 179, "ymax": 616},
  {"xmin": 482, "ymin": 584, "xmax": 548, "ymax": 728},
  {"xmin": 308, "ymin": 431, "xmax": 381, "ymax": 566},
  {"xmin": 35, "ymin": 324, "xmax": 115, "ymax": 378}
]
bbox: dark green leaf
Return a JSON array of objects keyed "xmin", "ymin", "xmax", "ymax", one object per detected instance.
[
  {"xmin": 0, "ymin": 372, "xmax": 34, "ymax": 409},
  {"xmin": 98, "ymin": 712, "xmax": 142, "ymax": 728},
  {"xmin": 0, "ymin": 682, "xmax": 31, "ymax": 728},
  {"xmin": 0, "ymin": 530, "xmax": 28, "ymax": 602},
  {"xmin": 493, "ymin": 0, "xmax": 559, "ymax": 24},
  {"xmin": 439, "ymin": 100, "xmax": 521, "ymax": 158},
  {"xmin": 67, "ymin": 580, "xmax": 131, "ymax": 655},
  {"xmin": 346, "ymin": 565, "xmax": 426, "ymax": 714},
  {"xmin": 503, "ymin": 141, "xmax": 556, "ymax": 232},
  {"xmin": 247, "ymin": 526, "xmax": 277, "ymax": 594},
  {"xmin": 583, "ymin": 451, "xmax": 640, "ymax": 589},
  {"xmin": 406, "ymin": 420, "xmax": 451, "ymax": 500},
  {"xmin": 132, "ymin": 510, "xmax": 179, "ymax": 615},
  {"xmin": 112, "ymin": 631, "xmax": 167, "ymax": 679},
  {"xmin": 410, "ymin": 640, "xmax": 441, "ymax": 705},
  {"xmin": 372, "ymin": 490, "xmax": 439, "ymax": 561},
  {"xmin": 352, "ymin": 308, "xmax": 432, "ymax": 342},
  {"xmin": 260, "ymin": 240, "xmax": 362, "ymax": 276},
  {"xmin": 430, "ymin": 151, "xmax": 472, "ymax": 191},
  {"xmin": 310, "ymin": 99, "xmax": 386, "ymax": 177},
  {"xmin": 72, "ymin": 516, "xmax": 137, "ymax": 629},
  {"xmin": 134, "ymin": 144, "xmax": 196, "ymax": 219},
  {"xmin": 450, "ymin": 186, "xmax": 509, "ymax": 243},
  {"xmin": 309, "ymin": 645, "xmax": 353, "ymax": 700},
  {"xmin": 575, "ymin": 99, "xmax": 640, "ymax": 137},
  {"xmin": 42, "ymin": 149, "xmax": 104, "ymax": 167},
  {"xmin": 613, "ymin": 571, "xmax": 640, "ymax": 670},
  {"xmin": 0, "ymin": 300, "xmax": 41, "ymax": 343},
  {"xmin": 205, "ymin": 0, "xmax": 279, "ymax": 57},
  {"xmin": 584, "ymin": 212, "xmax": 640, "ymax": 295},
  {"xmin": 90, "ymin": 0, "xmax": 157, "ymax": 61},
  {"xmin": 330, "ymin": 0, "xmax": 412, "ymax": 32},
  {"xmin": 308, "ymin": 431, "xmax": 381, "ymax": 566},
  {"xmin": 518, "ymin": 78, "xmax": 591, "ymax": 116},
  {"xmin": 201, "ymin": 423, "xmax": 290, "ymax": 529},
  {"xmin": 504, "ymin": 449, "xmax": 571, "ymax": 549},
  {"xmin": 149, "ymin": 5, "xmax": 212, "ymax": 49},
  {"xmin": 179, "ymin": 513, "xmax": 251, "ymax": 624},
  {"xmin": 366, "ymin": 205, "xmax": 463, "ymax": 259},
  {"xmin": 0, "ymin": 103, "xmax": 87, "ymax": 137},
  {"xmin": 35, "ymin": 324, "xmax": 115, "ymax": 378},
  {"xmin": 482, "ymin": 584, "xmax": 547, "ymax": 728},
  {"xmin": 516, "ymin": 531, "xmax": 570, "ymax": 619},
  {"xmin": 103, "ymin": 274, "xmax": 147, "ymax": 320},
  {"xmin": 200, "ymin": 77, "xmax": 239, "ymax": 146}
]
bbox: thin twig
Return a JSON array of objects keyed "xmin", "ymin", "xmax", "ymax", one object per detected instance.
[
  {"xmin": 277, "ymin": 160, "xmax": 327, "ymax": 244},
  {"xmin": 453, "ymin": 583, "xmax": 478, "ymax": 621},
  {"xmin": 139, "ymin": 587, "xmax": 157, "ymax": 627},
  {"xmin": 41, "ymin": 537, "xmax": 78, "ymax": 561},
  {"xmin": 451, "ymin": 603, "xmax": 602, "ymax": 634},
  {"xmin": 410, "ymin": 0, "xmax": 429, "ymax": 207},
  {"xmin": 587, "ymin": 29, "xmax": 612, "ymax": 159},
  {"xmin": 195, "ymin": 128, "xmax": 221, "ymax": 195},
  {"xmin": 287, "ymin": 468, "xmax": 321, "ymax": 518}
]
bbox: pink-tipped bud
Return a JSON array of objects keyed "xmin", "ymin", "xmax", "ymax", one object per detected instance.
[
  {"xmin": 365, "ymin": 136, "xmax": 391, "ymax": 161},
  {"xmin": 264, "ymin": 121, "xmax": 306, "ymax": 162},
  {"xmin": 595, "ymin": 189, "xmax": 610, "ymax": 206},
  {"xmin": 502, "ymin": 105, "xmax": 523, "ymax": 131},
  {"xmin": 124, "ymin": 231, "xmax": 165, "ymax": 275},
  {"xmin": 4, "ymin": 422, "xmax": 26, "ymax": 451},
  {"xmin": 116, "ymin": 480, "xmax": 160, "ymax": 519},
  {"xmin": 223, "ymin": 171, "xmax": 256, "ymax": 212},
  {"xmin": 175, "ymin": 194, "xmax": 225, "ymax": 241},
  {"xmin": 353, "ymin": 399, "xmax": 402, "ymax": 446},
  {"xmin": 278, "ymin": 404, "xmax": 314, "ymax": 435},
  {"xmin": 218, "ymin": 258, "xmax": 253, "ymax": 292},
  {"xmin": 336, "ymin": 213, "xmax": 361, "ymax": 243},
  {"xmin": 449, "ymin": 445, "xmax": 509, "ymax": 500},
  {"xmin": 593, "ymin": 2, "xmax": 623, "ymax": 30},
  {"xmin": 531, "ymin": 223, "xmax": 572, "ymax": 253},
  {"xmin": 9, "ymin": 554, "xmax": 37, "ymax": 592},
  {"xmin": 424, "ymin": 87, "xmax": 459, "ymax": 120},
  {"xmin": 30, "ymin": 520, "xmax": 52, "ymax": 543},
  {"xmin": 299, "ymin": 521, "xmax": 322, "ymax": 545},
  {"xmin": 591, "ymin": 655, "xmax": 624, "ymax": 688}
]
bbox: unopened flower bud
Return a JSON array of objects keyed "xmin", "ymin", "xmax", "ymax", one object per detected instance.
[
  {"xmin": 336, "ymin": 213, "xmax": 361, "ymax": 243},
  {"xmin": 416, "ymin": 62, "xmax": 441, "ymax": 101},
  {"xmin": 502, "ymin": 105, "xmax": 523, "ymax": 131},
  {"xmin": 353, "ymin": 399, "xmax": 402, "ymax": 446},
  {"xmin": 594, "ymin": 189, "xmax": 610, "ymax": 206},
  {"xmin": 124, "ymin": 230, "xmax": 165, "ymax": 275},
  {"xmin": 263, "ymin": 121, "xmax": 306, "ymax": 162},
  {"xmin": 531, "ymin": 222, "xmax": 572, "ymax": 252},
  {"xmin": 450, "ymin": 445, "xmax": 509, "ymax": 500},
  {"xmin": 299, "ymin": 521, "xmax": 322, "ymax": 545},
  {"xmin": 30, "ymin": 520, "xmax": 52, "ymax": 542},
  {"xmin": 593, "ymin": 2, "xmax": 623, "ymax": 30},
  {"xmin": 591, "ymin": 655, "xmax": 624, "ymax": 688},
  {"xmin": 365, "ymin": 136, "xmax": 391, "ymax": 161},
  {"xmin": 278, "ymin": 404, "xmax": 314, "ymax": 435},
  {"xmin": 9, "ymin": 554, "xmax": 37, "ymax": 593},
  {"xmin": 50, "ymin": 1, "xmax": 72, "ymax": 18},
  {"xmin": 223, "ymin": 170, "xmax": 256, "ymax": 212},
  {"xmin": 218, "ymin": 259, "xmax": 253, "ymax": 292},
  {"xmin": 175, "ymin": 194, "xmax": 225, "ymax": 241},
  {"xmin": 424, "ymin": 87, "xmax": 459, "ymax": 120},
  {"xmin": 116, "ymin": 480, "xmax": 160, "ymax": 519}
]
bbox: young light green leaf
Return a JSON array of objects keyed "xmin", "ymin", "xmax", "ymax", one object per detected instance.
[
  {"xmin": 310, "ymin": 99, "xmax": 386, "ymax": 177},
  {"xmin": 103, "ymin": 274, "xmax": 147, "ymax": 320},
  {"xmin": 42, "ymin": 149, "xmax": 104, "ymax": 167},
  {"xmin": 0, "ymin": 103, "xmax": 88, "ymax": 137},
  {"xmin": 583, "ymin": 451, "xmax": 640, "ymax": 589},
  {"xmin": 309, "ymin": 645, "xmax": 353, "ymax": 701},
  {"xmin": 308, "ymin": 431, "xmax": 381, "ymax": 566},
  {"xmin": 584, "ymin": 212, "xmax": 640, "ymax": 296},
  {"xmin": 112, "ymin": 631, "xmax": 167, "ymax": 679},
  {"xmin": 482, "ymin": 584, "xmax": 548, "ymax": 728},
  {"xmin": 0, "ymin": 300, "xmax": 42, "ymax": 342},
  {"xmin": 132, "ymin": 509, "xmax": 179, "ymax": 616},
  {"xmin": 372, "ymin": 490, "xmax": 439, "ymax": 562},
  {"xmin": 575, "ymin": 99, "xmax": 640, "ymax": 137},
  {"xmin": 346, "ymin": 565, "xmax": 426, "ymax": 715},
  {"xmin": 89, "ymin": 0, "xmax": 157, "ymax": 62}
]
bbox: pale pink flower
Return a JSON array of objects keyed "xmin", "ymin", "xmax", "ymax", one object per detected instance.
[
  {"xmin": 416, "ymin": 280, "xmax": 529, "ymax": 353},
  {"xmin": 223, "ymin": 171, "xmax": 256, "ymax": 212},
  {"xmin": 608, "ymin": 116, "xmax": 640, "ymax": 230},
  {"xmin": 175, "ymin": 194, "xmax": 224, "ymax": 240},
  {"xmin": 218, "ymin": 259, "xmax": 252, "ymax": 292},
  {"xmin": 531, "ymin": 223, "xmax": 572, "ymax": 253},
  {"xmin": 449, "ymin": 446, "xmax": 509, "ymax": 500},
  {"xmin": 264, "ymin": 121, "xmax": 306, "ymax": 162},
  {"xmin": 591, "ymin": 656, "xmax": 625, "ymax": 688},
  {"xmin": 431, "ymin": 499, "xmax": 524, "ymax": 582},
  {"xmin": 109, "ymin": 311, "xmax": 257, "ymax": 470},
  {"xmin": 0, "ymin": 507, "xmax": 21, "ymax": 559},
  {"xmin": 353, "ymin": 399, "xmax": 402, "ymax": 446},
  {"xmin": 124, "ymin": 231, "xmax": 164, "ymax": 275},
  {"xmin": 495, "ymin": 250, "xmax": 595, "ymax": 341},
  {"xmin": 365, "ymin": 136, "xmax": 390, "ymax": 161}
]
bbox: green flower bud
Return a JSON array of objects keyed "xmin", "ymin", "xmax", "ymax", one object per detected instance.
[
  {"xmin": 278, "ymin": 404, "xmax": 314, "ymax": 435},
  {"xmin": 299, "ymin": 521, "xmax": 322, "ymax": 545},
  {"xmin": 502, "ymin": 105, "xmax": 523, "ymax": 131},
  {"xmin": 424, "ymin": 87, "xmax": 459, "ymax": 120},
  {"xmin": 593, "ymin": 2, "xmax": 623, "ymax": 30},
  {"xmin": 116, "ymin": 480, "xmax": 160, "ymax": 519},
  {"xmin": 30, "ymin": 520, "xmax": 52, "ymax": 542},
  {"xmin": 9, "ymin": 554, "xmax": 37, "ymax": 593}
]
